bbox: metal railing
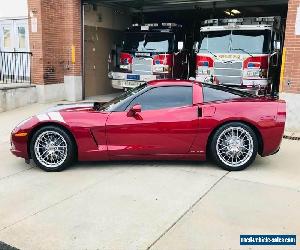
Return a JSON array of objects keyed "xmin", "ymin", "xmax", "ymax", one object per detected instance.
[{"xmin": 0, "ymin": 51, "xmax": 32, "ymax": 84}]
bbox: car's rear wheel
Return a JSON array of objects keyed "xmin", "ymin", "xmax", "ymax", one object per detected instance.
[
  {"xmin": 210, "ymin": 122, "xmax": 258, "ymax": 171},
  {"xmin": 30, "ymin": 125, "xmax": 75, "ymax": 172}
]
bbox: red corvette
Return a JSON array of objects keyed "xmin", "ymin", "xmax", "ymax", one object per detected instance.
[{"xmin": 11, "ymin": 80, "xmax": 286, "ymax": 172}]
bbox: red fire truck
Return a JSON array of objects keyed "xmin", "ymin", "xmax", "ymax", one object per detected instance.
[
  {"xmin": 108, "ymin": 23, "xmax": 189, "ymax": 90},
  {"xmin": 194, "ymin": 17, "xmax": 283, "ymax": 95}
]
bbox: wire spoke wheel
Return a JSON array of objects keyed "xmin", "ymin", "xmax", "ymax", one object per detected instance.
[
  {"xmin": 34, "ymin": 130, "xmax": 68, "ymax": 168},
  {"xmin": 216, "ymin": 126, "xmax": 254, "ymax": 168}
]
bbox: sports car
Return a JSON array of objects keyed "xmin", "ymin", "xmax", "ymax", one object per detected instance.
[{"xmin": 11, "ymin": 80, "xmax": 286, "ymax": 172}]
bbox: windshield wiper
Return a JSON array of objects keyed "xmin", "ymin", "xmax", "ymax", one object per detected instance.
[
  {"xmin": 232, "ymin": 48, "xmax": 253, "ymax": 57},
  {"xmin": 143, "ymin": 48, "xmax": 156, "ymax": 51},
  {"xmin": 199, "ymin": 49, "xmax": 217, "ymax": 58}
]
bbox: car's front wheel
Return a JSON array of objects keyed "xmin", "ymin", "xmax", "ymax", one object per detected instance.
[
  {"xmin": 30, "ymin": 125, "xmax": 75, "ymax": 172},
  {"xmin": 210, "ymin": 122, "xmax": 258, "ymax": 171}
]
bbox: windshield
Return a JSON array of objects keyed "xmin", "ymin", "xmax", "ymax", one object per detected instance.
[
  {"xmin": 199, "ymin": 31, "xmax": 231, "ymax": 53},
  {"xmin": 98, "ymin": 84, "xmax": 148, "ymax": 112},
  {"xmin": 199, "ymin": 30, "xmax": 271, "ymax": 54},
  {"xmin": 123, "ymin": 32, "xmax": 174, "ymax": 53}
]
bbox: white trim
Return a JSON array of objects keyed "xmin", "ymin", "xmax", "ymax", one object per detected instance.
[
  {"xmin": 0, "ymin": 19, "xmax": 29, "ymax": 51},
  {"xmin": 36, "ymin": 114, "xmax": 50, "ymax": 121},
  {"xmin": 48, "ymin": 112, "xmax": 65, "ymax": 123},
  {"xmin": 201, "ymin": 25, "xmax": 273, "ymax": 32},
  {"xmin": 0, "ymin": 17, "xmax": 28, "ymax": 21}
]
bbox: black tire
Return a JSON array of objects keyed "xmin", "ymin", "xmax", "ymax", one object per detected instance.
[
  {"xmin": 30, "ymin": 125, "xmax": 75, "ymax": 172},
  {"xmin": 210, "ymin": 122, "xmax": 258, "ymax": 171}
]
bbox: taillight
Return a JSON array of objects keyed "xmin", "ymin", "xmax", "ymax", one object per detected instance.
[
  {"xmin": 152, "ymin": 54, "xmax": 173, "ymax": 73},
  {"xmin": 277, "ymin": 101, "xmax": 286, "ymax": 124},
  {"xmin": 277, "ymin": 101, "xmax": 286, "ymax": 116}
]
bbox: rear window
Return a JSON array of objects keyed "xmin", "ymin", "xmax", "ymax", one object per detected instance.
[{"xmin": 202, "ymin": 84, "xmax": 253, "ymax": 103}]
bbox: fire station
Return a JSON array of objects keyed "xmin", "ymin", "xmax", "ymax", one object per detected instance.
[{"xmin": 18, "ymin": 0, "xmax": 300, "ymax": 131}]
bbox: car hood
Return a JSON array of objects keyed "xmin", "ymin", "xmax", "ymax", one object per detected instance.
[{"xmin": 46, "ymin": 102, "xmax": 107, "ymax": 112}]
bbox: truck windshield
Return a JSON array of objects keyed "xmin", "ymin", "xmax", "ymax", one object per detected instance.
[
  {"xmin": 231, "ymin": 30, "xmax": 271, "ymax": 54},
  {"xmin": 199, "ymin": 30, "xmax": 271, "ymax": 54},
  {"xmin": 123, "ymin": 32, "xmax": 174, "ymax": 53},
  {"xmin": 199, "ymin": 31, "xmax": 231, "ymax": 53}
]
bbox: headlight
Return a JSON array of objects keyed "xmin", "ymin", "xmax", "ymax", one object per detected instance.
[
  {"xmin": 246, "ymin": 70, "xmax": 262, "ymax": 78},
  {"xmin": 153, "ymin": 65, "xmax": 171, "ymax": 73},
  {"xmin": 120, "ymin": 64, "xmax": 131, "ymax": 71},
  {"xmin": 12, "ymin": 117, "xmax": 33, "ymax": 135},
  {"xmin": 15, "ymin": 117, "xmax": 32, "ymax": 129},
  {"xmin": 197, "ymin": 67, "xmax": 210, "ymax": 75}
]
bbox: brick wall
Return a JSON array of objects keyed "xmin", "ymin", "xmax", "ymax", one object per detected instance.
[
  {"xmin": 283, "ymin": 0, "xmax": 300, "ymax": 94},
  {"xmin": 27, "ymin": 0, "xmax": 82, "ymax": 85}
]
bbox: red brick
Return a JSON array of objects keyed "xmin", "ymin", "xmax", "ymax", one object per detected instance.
[
  {"xmin": 283, "ymin": 0, "xmax": 300, "ymax": 93},
  {"xmin": 27, "ymin": 0, "xmax": 82, "ymax": 85}
]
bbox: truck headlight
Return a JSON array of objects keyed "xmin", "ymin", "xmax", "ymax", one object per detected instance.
[
  {"xmin": 120, "ymin": 64, "xmax": 131, "ymax": 71},
  {"xmin": 153, "ymin": 65, "xmax": 170, "ymax": 73},
  {"xmin": 197, "ymin": 67, "xmax": 210, "ymax": 75},
  {"xmin": 247, "ymin": 70, "xmax": 260, "ymax": 77}
]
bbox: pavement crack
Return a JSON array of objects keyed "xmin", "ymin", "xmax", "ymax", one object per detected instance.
[
  {"xmin": 0, "ymin": 167, "xmax": 34, "ymax": 182},
  {"xmin": 146, "ymin": 171, "xmax": 229, "ymax": 250}
]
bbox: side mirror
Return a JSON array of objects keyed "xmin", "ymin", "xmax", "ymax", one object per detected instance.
[
  {"xmin": 193, "ymin": 41, "xmax": 199, "ymax": 52},
  {"xmin": 178, "ymin": 41, "xmax": 184, "ymax": 51},
  {"xmin": 270, "ymin": 52, "xmax": 279, "ymax": 67},
  {"xmin": 130, "ymin": 104, "xmax": 141, "ymax": 114},
  {"xmin": 274, "ymin": 40, "xmax": 281, "ymax": 51}
]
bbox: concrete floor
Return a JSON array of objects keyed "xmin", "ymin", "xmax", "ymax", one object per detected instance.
[{"xmin": 0, "ymin": 100, "xmax": 300, "ymax": 250}]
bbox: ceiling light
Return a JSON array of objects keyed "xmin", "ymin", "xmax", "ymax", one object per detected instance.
[
  {"xmin": 231, "ymin": 9, "xmax": 241, "ymax": 15},
  {"xmin": 224, "ymin": 10, "xmax": 232, "ymax": 16}
]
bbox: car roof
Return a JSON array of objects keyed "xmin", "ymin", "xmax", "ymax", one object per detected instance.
[{"xmin": 147, "ymin": 79, "xmax": 195, "ymax": 87}]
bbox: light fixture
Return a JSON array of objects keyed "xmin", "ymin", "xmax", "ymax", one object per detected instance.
[
  {"xmin": 224, "ymin": 10, "xmax": 232, "ymax": 16},
  {"xmin": 224, "ymin": 9, "xmax": 241, "ymax": 16},
  {"xmin": 231, "ymin": 9, "xmax": 241, "ymax": 15}
]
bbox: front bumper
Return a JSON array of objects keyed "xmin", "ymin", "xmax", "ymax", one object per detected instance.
[{"xmin": 10, "ymin": 132, "xmax": 30, "ymax": 160}]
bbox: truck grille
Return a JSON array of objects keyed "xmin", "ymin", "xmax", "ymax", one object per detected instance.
[
  {"xmin": 132, "ymin": 57, "xmax": 153, "ymax": 75},
  {"xmin": 214, "ymin": 61, "xmax": 243, "ymax": 85}
]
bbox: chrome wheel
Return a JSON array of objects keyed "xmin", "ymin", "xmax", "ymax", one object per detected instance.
[
  {"xmin": 216, "ymin": 126, "xmax": 254, "ymax": 168},
  {"xmin": 34, "ymin": 131, "xmax": 68, "ymax": 168}
]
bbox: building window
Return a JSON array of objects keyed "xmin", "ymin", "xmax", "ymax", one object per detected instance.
[
  {"xmin": 17, "ymin": 26, "xmax": 26, "ymax": 49},
  {"xmin": 3, "ymin": 27, "xmax": 11, "ymax": 49}
]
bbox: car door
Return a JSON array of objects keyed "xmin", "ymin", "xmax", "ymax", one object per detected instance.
[{"xmin": 105, "ymin": 85, "xmax": 199, "ymax": 159}]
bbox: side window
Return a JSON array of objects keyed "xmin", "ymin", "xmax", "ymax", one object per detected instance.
[
  {"xmin": 2, "ymin": 26, "xmax": 12, "ymax": 50},
  {"xmin": 128, "ymin": 86, "xmax": 192, "ymax": 111},
  {"xmin": 203, "ymin": 86, "xmax": 242, "ymax": 103},
  {"xmin": 17, "ymin": 26, "xmax": 26, "ymax": 49}
]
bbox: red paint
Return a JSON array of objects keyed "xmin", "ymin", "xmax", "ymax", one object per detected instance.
[
  {"xmin": 196, "ymin": 55, "xmax": 214, "ymax": 67},
  {"xmin": 11, "ymin": 80, "xmax": 286, "ymax": 163},
  {"xmin": 153, "ymin": 54, "xmax": 173, "ymax": 66},
  {"xmin": 120, "ymin": 52, "xmax": 132, "ymax": 65}
]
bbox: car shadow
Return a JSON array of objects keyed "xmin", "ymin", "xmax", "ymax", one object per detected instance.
[{"xmin": 68, "ymin": 159, "xmax": 221, "ymax": 171}]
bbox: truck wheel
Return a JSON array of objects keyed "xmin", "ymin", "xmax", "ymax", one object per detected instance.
[{"xmin": 210, "ymin": 122, "xmax": 258, "ymax": 171}]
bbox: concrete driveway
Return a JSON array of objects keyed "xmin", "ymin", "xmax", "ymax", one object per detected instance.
[{"xmin": 0, "ymin": 101, "xmax": 300, "ymax": 250}]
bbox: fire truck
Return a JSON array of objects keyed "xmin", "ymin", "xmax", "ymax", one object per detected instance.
[
  {"xmin": 108, "ymin": 23, "xmax": 189, "ymax": 90},
  {"xmin": 194, "ymin": 17, "xmax": 283, "ymax": 95}
]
